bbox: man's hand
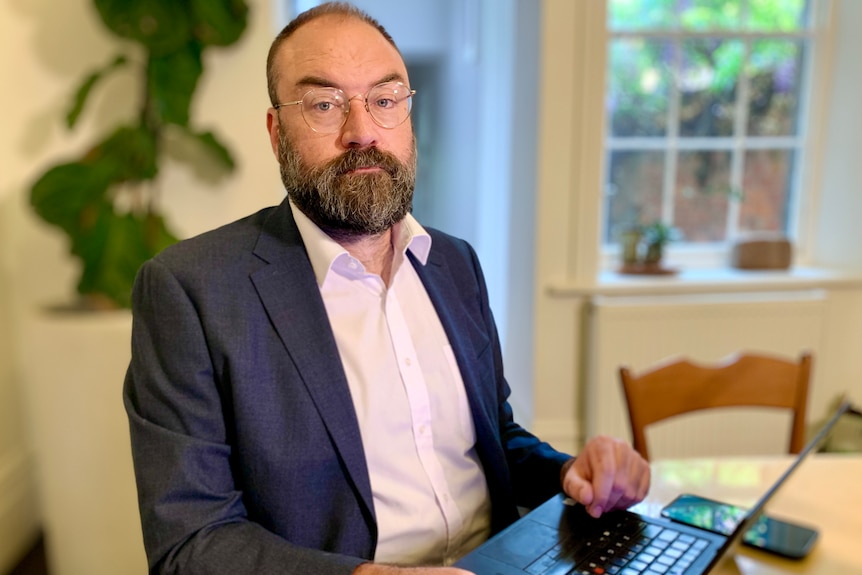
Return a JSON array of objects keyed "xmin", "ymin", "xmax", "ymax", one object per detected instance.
[
  {"xmin": 560, "ymin": 436, "xmax": 650, "ymax": 518},
  {"xmin": 353, "ymin": 563, "xmax": 474, "ymax": 574}
]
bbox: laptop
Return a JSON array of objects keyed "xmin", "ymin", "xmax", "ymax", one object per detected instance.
[{"xmin": 455, "ymin": 402, "xmax": 850, "ymax": 575}]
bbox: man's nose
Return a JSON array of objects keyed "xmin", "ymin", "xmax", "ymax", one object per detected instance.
[{"xmin": 339, "ymin": 97, "xmax": 379, "ymax": 149}]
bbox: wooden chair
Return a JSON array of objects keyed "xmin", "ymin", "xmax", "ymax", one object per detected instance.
[{"xmin": 619, "ymin": 351, "xmax": 812, "ymax": 461}]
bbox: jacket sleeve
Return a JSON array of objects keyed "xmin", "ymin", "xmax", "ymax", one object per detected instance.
[{"xmin": 123, "ymin": 257, "xmax": 364, "ymax": 575}]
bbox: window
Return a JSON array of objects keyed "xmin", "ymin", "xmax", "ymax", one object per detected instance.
[{"xmin": 603, "ymin": 0, "xmax": 816, "ymax": 261}]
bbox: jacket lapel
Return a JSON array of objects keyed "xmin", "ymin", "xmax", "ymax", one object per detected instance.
[
  {"xmin": 409, "ymin": 247, "xmax": 496, "ymax": 450},
  {"xmin": 411, "ymin": 243, "xmax": 519, "ymax": 531},
  {"xmin": 249, "ymin": 201, "xmax": 375, "ymax": 523}
]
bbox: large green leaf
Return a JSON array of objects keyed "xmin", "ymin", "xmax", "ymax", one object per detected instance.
[
  {"xmin": 73, "ymin": 210, "xmax": 179, "ymax": 308},
  {"xmin": 190, "ymin": 130, "xmax": 236, "ymax": 170},
  {"xmin": 68, "ymin": 201, "xmax": 113, "ymax": 268},
  {"xmin": 31, "ymin": 127, "xmax": 157, "ymax": 235},
  {"xmin": 30, "ymin": 162, "xmax": 113, "ymax": 232},
  {"xmin": 147, "ymin": 42, "xmax": 203, "ymax": 126},
  {"xmin": 143, "ymin": 211, "xmax": 181, "ymax": 255},
  {"xmin": 66, "ymin": 55, "xmax": 128, "ymax": 129},
  {"xmin": 92, "ymin": 125, "xmax": 159, "ymax": 182},
  {"xmin": 190, "ymin": 0, "xmax": 249, "ymax": 46},
  {"xmin": 93, "ymin": 0, "xmax": 192, "ymax": 56}
]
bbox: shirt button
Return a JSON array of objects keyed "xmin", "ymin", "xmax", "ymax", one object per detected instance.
[{"xmin": 404, "ymin": 357, "xmax": 412, "ymax": 366}]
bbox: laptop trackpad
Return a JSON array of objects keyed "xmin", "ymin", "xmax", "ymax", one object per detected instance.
[{"xmin": 477, "ymin": 519, "xmax": 559, "ymax": 568}]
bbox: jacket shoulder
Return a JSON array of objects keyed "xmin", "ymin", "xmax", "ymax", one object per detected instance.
[{"xmin": 156, "ymin": 207, "xmax": 277, "ymax": 265}]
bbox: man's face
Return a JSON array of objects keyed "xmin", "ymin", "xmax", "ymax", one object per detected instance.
[
  {"xmin": 266, "ymin": 15, "xmax": 417, "ymax": 237},
  {"xmin": 275, "ymin": 124, "xmax": 416, "ymax": 237}
]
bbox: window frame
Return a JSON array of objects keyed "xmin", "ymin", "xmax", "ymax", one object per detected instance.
[{"xmin": 598, "ymin": 0, "xmax": 836, "ymax": 272}]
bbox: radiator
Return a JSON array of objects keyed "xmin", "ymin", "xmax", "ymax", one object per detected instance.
[{"xmin": 584, "ymin": 290, "xmax": 827, "ymax": 460}]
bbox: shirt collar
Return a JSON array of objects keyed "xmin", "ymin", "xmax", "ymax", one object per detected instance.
[{"xmin": 289, "ymin": 200, "xmax": 432, "ymax": 287}]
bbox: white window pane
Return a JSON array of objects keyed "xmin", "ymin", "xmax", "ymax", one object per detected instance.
[
  {"xmin": 604, "ymin": 1, "xmax": 811, "ymax": 251},
  {"xmin": 739, "ymin": 149, "xmax": 795, "ymax": 233},
  {"xmin": 748, "ymin": 0, "xmax": 811, "ymax": 31},
  {"xmin": 675, "ymin": 150, "xmax": 732, "ymax": 242},
  {"xmin": 608, "ymin": 0, "xmax": 676, "ymax": 31},
  {"xmin": 679, "ymin": 39, "xmax": 742, "ymax": 138},
  {"xmin": 680, "ymin": 0, "xmax": 742, "ymax": 30},
  {"xmin": 605, "ymin": 150, "xmax": 666, "ymax": 242},
  {"xmin": 608, "ymin": 39, "xmax": 673, "ymax": 137},
  {"xmin": 747, "ymin": 40, "xmax": 805, "ymax": 136}
]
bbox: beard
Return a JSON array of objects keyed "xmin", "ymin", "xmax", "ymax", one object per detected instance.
[{"xmin": 276, "ymin": 124, "xmax": 416, "ymax": 240}]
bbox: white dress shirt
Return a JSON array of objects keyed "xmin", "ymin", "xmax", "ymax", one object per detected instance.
[{"xmin": 290, "ymin": 202, "xmax": 491, "ymax": 565}]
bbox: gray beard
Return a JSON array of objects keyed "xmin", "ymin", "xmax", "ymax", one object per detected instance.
[{"xmin": 277, "ymin": 125, "xmax": 416, "ymax": 240}]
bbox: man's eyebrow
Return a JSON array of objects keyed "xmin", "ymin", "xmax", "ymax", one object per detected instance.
[
  {"xmin": 295, "ymin": 75, "xmax": 334, "ymax": 89},
  {"xmin": 378, "ymin": 72, "xmax": 407, "ymax": 85},
  {"xmin": 294, "ymin": 72, "xmax": 408, "ymax": 91}
]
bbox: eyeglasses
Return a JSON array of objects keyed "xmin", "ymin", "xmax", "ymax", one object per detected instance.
[{"xmin": 274, "ymin": 81, "xmax": 416, "ymax": 134}]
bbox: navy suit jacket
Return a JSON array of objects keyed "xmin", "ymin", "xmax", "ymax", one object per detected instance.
[{"xmin": 124, "ymin": 199, "xmax": 571, "ymax": 575}]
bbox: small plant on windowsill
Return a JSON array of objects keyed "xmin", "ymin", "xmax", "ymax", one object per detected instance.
[{"xmin": 618, "ymin": 220, "xmax": 682, "ymax": 275}]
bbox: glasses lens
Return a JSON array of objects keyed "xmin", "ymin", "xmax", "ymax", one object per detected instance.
[
  {"xmin": 367, "ymin": 82, "xmax": 413, "ymax": 128},
  {"xmin": 301, "ymin": 88, "xmax": 347, "ymax": 133}
]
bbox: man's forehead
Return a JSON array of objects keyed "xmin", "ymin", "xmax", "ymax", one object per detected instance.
[{"xmin": 276, "ymin": 14, "xmax": 407, "ymax": 89}]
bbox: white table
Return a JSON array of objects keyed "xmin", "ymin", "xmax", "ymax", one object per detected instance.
[{"xmin": 629, "ymin": 454, "xmax": 862, "ymax": 574}]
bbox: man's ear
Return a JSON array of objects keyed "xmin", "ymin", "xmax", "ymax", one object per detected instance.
[{"xmin": 266, "ymin": 109, "xmax": 280, "ymax": 157}]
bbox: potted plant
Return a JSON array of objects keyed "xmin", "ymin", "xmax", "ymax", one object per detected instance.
[
  {"xmin": 618, "ymin": 220, "xmax": 681, "ymax": 274},
  {"xmin": 21, "ymin": 3, "xmax": 251, "ymax": 573},
  {"xmin": 29, "ymin": 0, "xmax": 249, "ymax": 309},
  {"xmin": 641, "ymin": 220, "xmax": 681, "ymax": 266},
  {"xmin": 619, "ymin": 226, "xmax": 643, "ymax": 266}
]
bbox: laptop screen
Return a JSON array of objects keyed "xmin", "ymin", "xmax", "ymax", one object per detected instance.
[{"xmin": 715, "ymin": 401, "xmax": 850, "ymax": 555}]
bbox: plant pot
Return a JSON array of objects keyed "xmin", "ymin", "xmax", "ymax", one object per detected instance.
[
  {"xmin": 19, "ymin": 309, "xmax": 146, "ymax": 575},
  {"xmin": 644, "ymin": 242, "xmax": 663, "ymax": 265},
  {"xmin": 620, "ymin": 230, "xmax": 643, "ymax": 265}
]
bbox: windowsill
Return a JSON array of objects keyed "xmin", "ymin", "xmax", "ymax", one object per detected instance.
[{"xmin": 546, "ymin": 266, "xmax": 862, "ymax": 298}]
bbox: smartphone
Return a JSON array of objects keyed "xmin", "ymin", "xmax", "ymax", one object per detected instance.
[{"xmin": 660, "ymin": 493, "xmax": 818, "ymax": 559}]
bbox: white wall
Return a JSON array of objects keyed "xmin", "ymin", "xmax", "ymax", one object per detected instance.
[
  {"xmin": 532, "ymin": 1, "xmax": 608, "ymax": 452},
  {"xmin": 806, "ymin": 0, "xmax": 862, "ymax": 447},
  {"xmin": 0, "ymin": 204, "xmax": 41, "ymax": 574},
  {"xmin": 814, "ymin": 0, "xmax": 862, "ymax": 267}
]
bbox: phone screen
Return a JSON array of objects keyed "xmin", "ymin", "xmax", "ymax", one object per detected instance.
[
  {"xmin": 660, "ymin": 493, "xmax": 746, "ymax": 535},
  {"xmin": 660, "ymin": 494, "xmax": 818, "ymax": 559}
]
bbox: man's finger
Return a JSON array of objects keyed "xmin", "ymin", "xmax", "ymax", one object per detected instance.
[
  {"xmin": 588, "ymin": 455, "xmax": 617, "ymax": 514},
  {"xmin": 563, "ymin": 468, "xmax": 595, "ymax": 508}
]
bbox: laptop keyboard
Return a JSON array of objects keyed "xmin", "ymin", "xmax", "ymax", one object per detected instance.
[{"xmin": 526, "ymin": 512, "xmax": 710, "ymax": 575}]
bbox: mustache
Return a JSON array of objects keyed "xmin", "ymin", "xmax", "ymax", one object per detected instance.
[{"xmin": 326, "ymin": 147, "xmax": 404, "ymax": 177}]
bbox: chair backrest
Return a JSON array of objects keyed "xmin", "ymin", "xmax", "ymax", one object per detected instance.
[{"xmin": 619, "ymin": 351, "xmax": 812, "ymax": 461}]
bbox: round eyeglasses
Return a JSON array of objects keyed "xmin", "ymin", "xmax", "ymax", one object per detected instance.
[{"xmin": 274, "ymin": 81, "xmax": 416, "ymax": 134}]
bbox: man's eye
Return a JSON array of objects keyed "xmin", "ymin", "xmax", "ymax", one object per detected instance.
[
  {"xmin": 374, "ymin": 97, "xmax": 396, "ymax": 109},
  {"xmin": 313, "ymin": 101, "xmax": 336, "ymax": 112}
]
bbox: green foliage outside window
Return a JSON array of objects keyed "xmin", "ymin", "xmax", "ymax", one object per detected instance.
[{"xmin": 605, "ymin": 0, "xmax": 810, "ymax": 245}]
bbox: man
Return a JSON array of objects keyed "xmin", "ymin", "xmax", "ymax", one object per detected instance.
[{"xmin": 123, "ymin": 3, "xmax": 650, "ymax": 574}]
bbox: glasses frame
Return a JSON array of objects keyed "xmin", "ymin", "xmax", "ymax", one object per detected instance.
[{"xmin": 274, "ymin": 81, "xmax": 416, "ymax": 134}]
